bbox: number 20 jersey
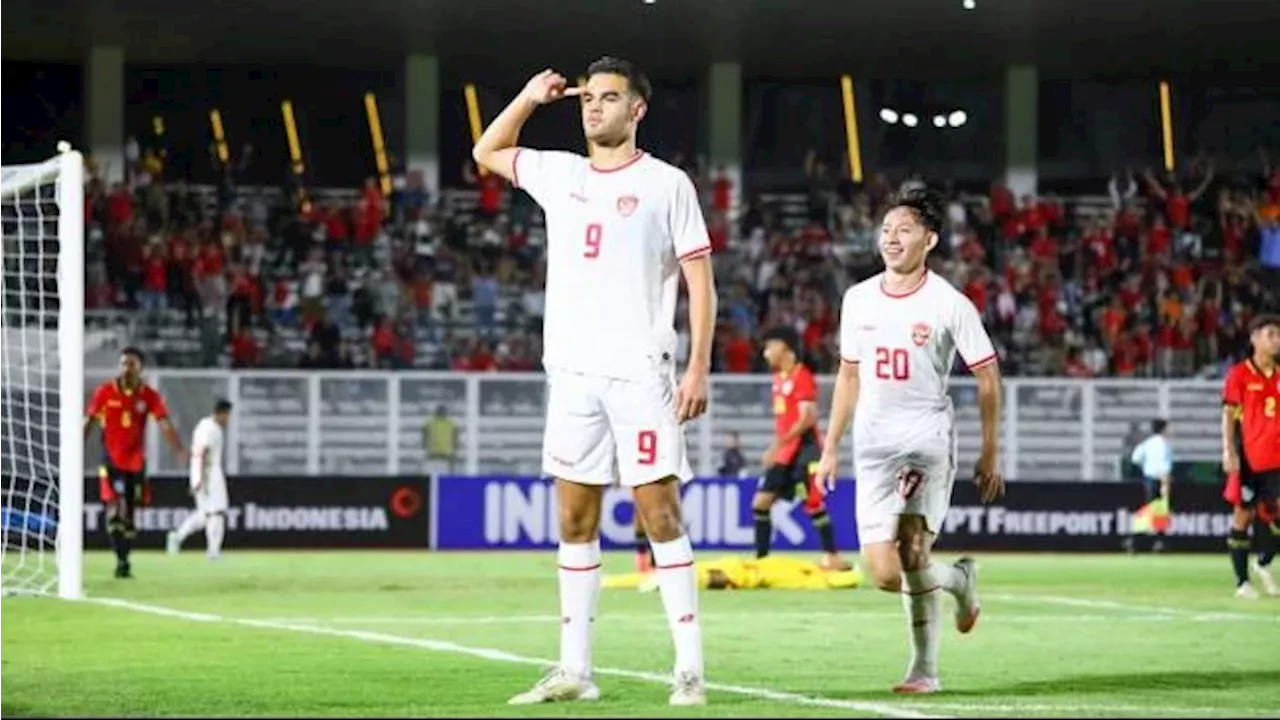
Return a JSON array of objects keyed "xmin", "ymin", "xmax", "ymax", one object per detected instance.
[{"xmin": 838, "ymin": 270, "xmax": 997, "ymax": 460}]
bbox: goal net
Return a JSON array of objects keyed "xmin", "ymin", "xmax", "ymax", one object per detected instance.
[{"xmin": 1, "ymin": 152, "xmax": 84, "ymax": 599}]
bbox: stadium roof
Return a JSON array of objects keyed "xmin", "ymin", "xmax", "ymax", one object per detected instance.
[{"xmin": 4, "ymin": 0, "xmax": 1279, "ymax": 79}]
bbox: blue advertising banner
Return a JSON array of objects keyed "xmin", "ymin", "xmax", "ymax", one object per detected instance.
[{"xmin": 431, "ymin": 476, "xmax": 860, "ymax": 551}]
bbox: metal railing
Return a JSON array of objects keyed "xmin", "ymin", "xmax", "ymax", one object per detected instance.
[{"xmin": 81, "ymin": 370, "xmax": 1223, "ymax": 482}]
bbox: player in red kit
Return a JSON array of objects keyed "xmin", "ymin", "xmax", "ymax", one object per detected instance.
[
  {"xmin": 1221, "ymin": 315, "xmax": 1280, "ymax": 598},
  {"xmin": 752, "ymin": 327, "xmax": 851, "ymax": 571},
  {"xmin": 84, "ymin": 347, "xmax": 189, "ymax": 578}
]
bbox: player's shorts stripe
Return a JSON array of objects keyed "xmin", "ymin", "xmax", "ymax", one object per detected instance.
[
  {"xmin": 558, "ymin": 563, "xmax": 602, "ymax": 572},
  {"xmin": 511, "ymin": 148, "xmax": 524, "ymax": 188},
  {"xmin": 840, "ymin": 356, "xmax": 860, "ymax": 365},
  {"xmin": 677, "ymin": 245, "xmax": 712, "ymax": 262},
  {"xmin": 967, "ymin": 352, "xmax": 998, "ymax": 370}
]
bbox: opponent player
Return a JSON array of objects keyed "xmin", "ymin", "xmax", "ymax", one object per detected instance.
[
  {"xmin": 815, "ymin": 187, "xmax": 1004, "ymax": 694},
  {"xmin": 1221, "ymin": 314, "xmax": 1280, "ymax": 598},
  {"xmin": 472, "ymin": 58, "xmax": 715, "ymax": 706},
  {"xmin": 84, "ymin": 347, "xmax": 188, "ymax": 578},
  {"xmin": 166, "ymin": 399, "xmax": 234, "ymax": 560},
  {"xmin": 754, "ymin": 326, "xmax": 851, "ymax": 570}
]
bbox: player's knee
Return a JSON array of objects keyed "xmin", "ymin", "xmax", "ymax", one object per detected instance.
[
  {"xmin": 636, "ymin": 502, "xmax": 683, "ymax": 543},
  {"xmin": 557, "ymin": 508, "xmax": 599, "ymax": 544},
  {"xmin": 751, "ymin": 492, "xmax": 775, "ymax": 513}
]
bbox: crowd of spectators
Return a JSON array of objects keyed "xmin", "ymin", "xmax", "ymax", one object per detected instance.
[{"xmin": 83, "ymin": 139, "xmax": 1280, "ymax": 378}]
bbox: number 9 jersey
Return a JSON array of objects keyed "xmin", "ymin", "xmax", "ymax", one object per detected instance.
[{"xmin": 837, "ymin": 270, "xmax": 997, "ymax": 543}]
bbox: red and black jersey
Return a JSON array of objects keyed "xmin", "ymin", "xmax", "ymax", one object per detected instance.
[
  {"xmin": 770, "ymin": 364, "xmax": 822, "ymax": 465},
  {"xmin": 85, "ymin": 379, "xmax": 171, "ymax": 473},
  {"xmin": 1222, "ymin": 359, "xmax": 1280, "ymax": 473}
]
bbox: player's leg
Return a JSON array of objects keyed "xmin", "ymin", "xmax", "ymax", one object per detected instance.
[
  {"xmin": 98, "ymin": 467, "xmax": 129, "ymax": 576},
  {"xmin": 203, "ymin": 478, "xmax": 230, "ymax": 559},
  {"xmin": 1249, "ymin": 474, "xmax": 1279, "ymax": 595},
  {"xmin": 614, "ymin": 376, "xmax": 704, "ymax": 706},
  {"xmin": 798, "ymin": 449, "xmax": 848, "ymax": 569},
  {"xmin": 1229, "ymin": 504, "xmax": 1257, "ymax": 597},
  {"xmin": 510, "ymin": 373, "xmax": 611, "ymax": 705},
  {"xmin": 632, "ymin": 491, "xmax": 654, "ymax": 573},
  {"xmin": 168, "ymin": 507, "xmax": 206, "ymax": 554},
  {"xmin": 750, "ymin": 473, "xmax": 784, "ymax": 559}
]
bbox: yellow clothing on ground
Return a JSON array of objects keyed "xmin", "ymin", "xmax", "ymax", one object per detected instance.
[{"xmin": 602, "ymin": 555, "xmax": 862, "ymax": 591}]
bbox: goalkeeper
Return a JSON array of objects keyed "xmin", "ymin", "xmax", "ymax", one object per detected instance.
[{"xmin": 604, "ymin": 555, "xmax": 863, "ymax": 592}]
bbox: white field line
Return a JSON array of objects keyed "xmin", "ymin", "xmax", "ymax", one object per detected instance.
[
  {"xmin": 983, "ymin": 592, "xmax": 1277, "ymax": 621},
  {"xmin": 78, "ymin": 597, "xmax": 943, "ymax": 720},
  {"xmin": 898, "ymin": 702, "xmax": 1272, "ymax": 717},
  {"xmin": 243, "ymin": 611, "xmax": 1255, "ymax": 625}
]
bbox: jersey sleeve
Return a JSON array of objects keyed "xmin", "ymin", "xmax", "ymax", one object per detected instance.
[
  {"xmin": 953, "ymin": 295, "xmax": 998, "ymax": 371},
  {"xmin": 511, "ymin": 149, "xmax": 577, "ymax": 210},
  {"xmin": 1222, "ymin": 366, "xmax": 1243, "ymax": 407},
  {"xmin": 794, "ymin": 368, "xmax": 818, "ymax": 403},
  {"xmin": 838, "ymin": 289, "xmax": 861, "ymax": 364},
  {"xmin": 669, "ymin": 173, "xmax": 711, "ymax": 262},
  {"xmin": 85, "ymin": 383, "xmax": 109, "ymax": 418},
  {"xmin": 145, "ymin": 387, "xmax": 171, "ymax": 421}
]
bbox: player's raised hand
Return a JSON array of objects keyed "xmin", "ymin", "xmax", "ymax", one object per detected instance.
[
  {"xmin": 520, "ymin": 69, "xmax": 582, "ymax": 105},
  {"xmin": 974, "ymin": 449, "xmax": 1005, "ymax": 504},
  {"xmin": 813, "ymin": 449, "xmax": 839, "ymax": 497},
  {"xmin": 675, "ymin": 367, "xmax": 709, "ymax": 424}
]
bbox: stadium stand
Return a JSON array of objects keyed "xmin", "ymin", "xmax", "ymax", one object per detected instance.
[{"xmin": 81, "ymin": 148, "xmax": 1280, "ymax": 377}]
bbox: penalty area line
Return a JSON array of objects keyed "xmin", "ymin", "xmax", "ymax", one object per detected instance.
[{"xmin": 77, "ymin": 596, "xmax": 944, "ymax": 720}]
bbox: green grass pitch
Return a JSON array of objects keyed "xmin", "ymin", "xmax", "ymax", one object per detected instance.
[{"xmin": 2, "ymin": 551, "xmax": 1277, "ymax": 718}]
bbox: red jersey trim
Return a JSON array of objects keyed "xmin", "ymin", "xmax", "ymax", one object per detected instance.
[
  {"xmin": 590, "ymin": 151, "xmax": 646, "ymax": 174},
  {"xmin": 967, "ymin": 353, "xmax": 999, "ymax": 371},
  {"xmin": 678, "ymin": 245, "xmax": 712, "ymax": 262},
  {"xmin": 879, "ymin": 272, "xmax": 929, "ymax": 299},
  {"xmin": 511, "ymin": 148, "xmax": 524, "ymax": 188}
]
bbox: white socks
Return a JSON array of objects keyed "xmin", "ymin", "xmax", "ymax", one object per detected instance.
[
  {"xmin": 918, "ymin": 562, "xmax": 966, "ymax": 597},
  {"xmin": 651, "ymin": 535, "xmax": 704, "ymax": 677},
  {"xmin": 206, "ymin": 514, "xmax": 226, "ymax": 557},
  {"xmin": 174, "ymin": 511, "xmax": 205, "ymax": 544},
  {"xmin": 557, "ymin": 541, "xmax": 602, "ymax": 677},
  {"xmin": 902, "ymin": 569, "xmax": 943, "ymax": 679}
]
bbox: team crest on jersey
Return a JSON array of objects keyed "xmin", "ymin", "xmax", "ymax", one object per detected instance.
[
  {"xmin": 617, "ymin": 195, "xmax": 639, "ymax": 217},
  {"xmin": 135, "ymin": 400, "xmax": 147, "ymax": 413},
  {"xmin": 911, "ymin": 323, "xmax": 932, "ymax": 347},
  {"xmin": 782, "ymin": 379, "xmax": 794, "ymax": 395}
]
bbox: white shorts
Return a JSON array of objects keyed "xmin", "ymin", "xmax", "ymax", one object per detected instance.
[
  {"xmin": 854, "ymin": 426, "xmax": 957, "ymax": 545},
  {"xmin": 192, "ymin": 476, "xmax": 229, "ymax": 515},
  {"xmin": 542, "ymin": 370, "xmax": 693, "ymax": 488}
]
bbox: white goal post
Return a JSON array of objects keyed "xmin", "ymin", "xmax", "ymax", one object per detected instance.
[{"xmin": 0, "ymin": 151, "xmax": 85, "ymax": 599}]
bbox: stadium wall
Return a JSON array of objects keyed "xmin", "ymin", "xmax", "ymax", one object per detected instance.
[{"xmin": 73, "ymin": 476, "xmax": 1235, "ymax": 553}]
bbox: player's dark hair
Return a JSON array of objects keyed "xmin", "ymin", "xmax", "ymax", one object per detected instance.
[
  {"xmin": 214, "ymin": 399, "xmax": 233, "ymax": 414},
  {"xmin": 1248, "ymin": 314, "xmax": 1280, "ymax": 335},
  {"xmin": 886, "ymin": 186, "xmax": 945, "ymax": 237},
  {"xmin": 761, "ymin": 326, "xmax": 803, "ymax": 361},
  {"xmin": 1152, "ymin": 418, "xmax": 1168, "ymax": 434},
  {"xmin": 120, "ymin": 346, "xmax": 145, "ymax": 365},
  {"xmin": 585, "ymin": 56, "xmax": 652, "ymax": 104}
]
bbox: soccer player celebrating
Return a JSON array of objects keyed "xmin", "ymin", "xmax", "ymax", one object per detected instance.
[
  {"xmin": 84, "ymin": 347, "xmax": 188, "ymax": 578},
  {"xmin": 815, "ymin": 187, "xmax": 1004, "ymax": 694},
  {"xmin": 754, "ymin": 326, "xmax": 851, "ymax": 570},
  {"xmin": 1220, "ymin": 314, "xmax": 1280, "ymax": 598},
  {"xmin": 472, "ymin": 58, "xmax": 716, "ymax": 706},
  {"xmin": 167, "ymin": 399, "xmax": 233, "ymax": 560}
]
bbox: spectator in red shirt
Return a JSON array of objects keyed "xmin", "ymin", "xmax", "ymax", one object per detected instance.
[
  {"xmin": 721, "ymin": 327, "xmax": 755, "ymax": 373},
  {"xmin": 469, "ymin": 341, "xmax": 499, "ymax": 372},
  {"xmin": 1142, "ymin": 166, "xmax": 1214, "ymax": 230},
  {"xmin": 371, "ymin": 316, "xmax": 398, "ymax": 369},
  {"xmin": 228, "ymin": 320, "xmax": 260, "ymax": 369},
  {"xmin": 1029, "ymin": 227, "xmax": 1058, "ymax": 269},
  {"xmin": 988, "ymin": 181, "xmax": 1014, "ymax": 221},
  {"xmin": 712, "ymin": 167, "xmax": 733, "ymax": 215},
  {"xmin": 139, "ymin": 244, "xmax": 168, "ymax": 313},
  {"xmin": 1064, "ymin": 347, "xmax": 1093, "ymax": 378}
]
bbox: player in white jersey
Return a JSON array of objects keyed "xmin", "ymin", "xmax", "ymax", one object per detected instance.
[
  {"xmin": 166, "ymin": 399, "xmax": 233, "ymax": 560},
  {"xmin": 471, "ymin": 57, "xmax": 716, "ymax": 707},
  {"xmin": 815, "ymin": 187, "xmax": 1005, "ymax": 694}
]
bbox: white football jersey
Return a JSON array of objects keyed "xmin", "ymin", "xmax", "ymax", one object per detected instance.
[
  {"xmin": 513, "ymin": 150, "xmax": 711, "ymax": 381},
  {"xmin": 839, "ymin": 270, "xmax": 997, "ymax": 457},
  {"xmin": 190, "ymin": 417, "xmax": 226, "ymax": 486}
]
